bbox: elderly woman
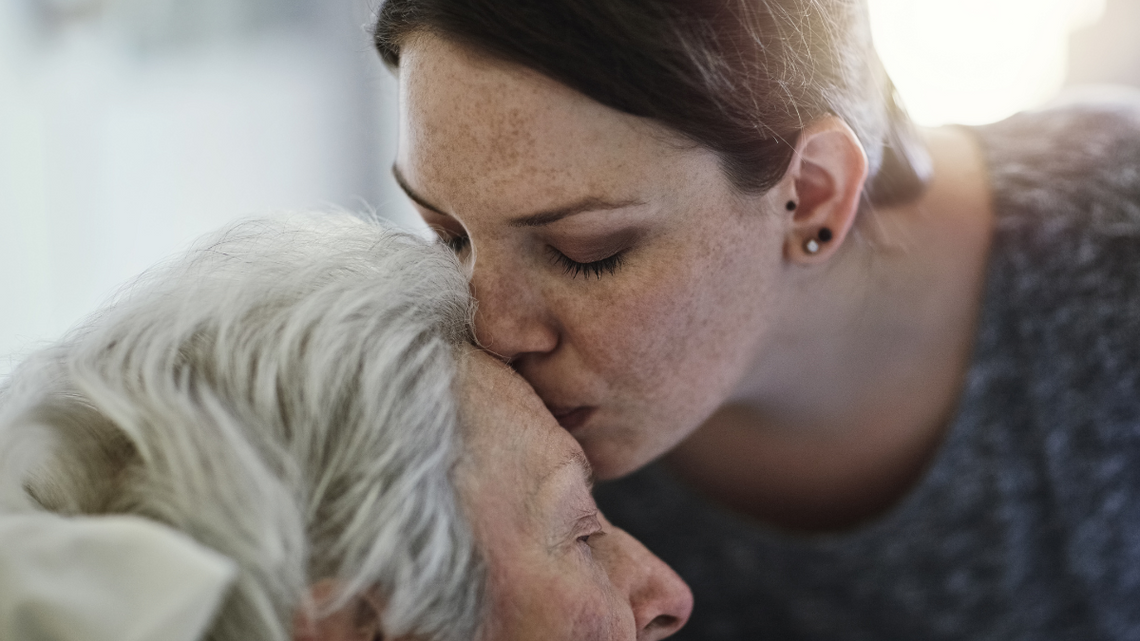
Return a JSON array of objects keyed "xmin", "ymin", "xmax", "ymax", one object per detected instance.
[
  {"xmin": 0, "ymin": 213, "xmax": 692, "ymax": 641},
  {"xmin": 373, "ymin": 0, "xmax": 1140, "ymax": 638}
]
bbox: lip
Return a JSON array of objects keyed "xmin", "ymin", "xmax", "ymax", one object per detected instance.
[{"xmin": 546, "ymin": 405, "xmax": 596, "ymax": 433}]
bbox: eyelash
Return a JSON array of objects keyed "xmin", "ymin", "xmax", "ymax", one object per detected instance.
[
  {"xmin": 577, "ymin": 527, "xmax": 606, "ymax": 552},
  {"xmin": 548, "ymin": 248, "xmax": 626, "ymax": 280},
  {"xmin": 438, "ymin": 232, "xmax": 626, "ymax": 280},
  {"xmin": 576, "ymin": 512, "xmax": 604, "ymax": 551},
  {"xmin": 443, "ymin": 234, "xmax": 470, "ymax": 254}
]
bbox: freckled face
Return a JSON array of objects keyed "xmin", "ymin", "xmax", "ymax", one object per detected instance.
[
  {"xmin": 397, "ymin": 33, "xmax": 791, "ymax": 479},
  {"xmin": 456, "ymin": 350, "xmax": 692, "ymax": 641}
]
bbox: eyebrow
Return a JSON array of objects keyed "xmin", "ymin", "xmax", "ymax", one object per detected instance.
[
  {"xmin": 526, "ymin": 448, "xmax": 597, "ymax": 521},
  {"xmin": 392, "ymin": 164, "xmax": 446, "ymax": 216},
  {"xmin": 538, "ymin": 449, "xmax": 596, "ymax": 495},
  {"xmin": 391, "ymin": 164, "xmax": 644, "ymax": 228},
  {"xmin": 564, "ymin": 449, "xmax": 596, "ymax": 492}
]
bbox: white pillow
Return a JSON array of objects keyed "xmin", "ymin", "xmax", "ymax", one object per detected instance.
[{"xmin": 0, "ymin": 512, "xmax": 236, "ymax": 641}]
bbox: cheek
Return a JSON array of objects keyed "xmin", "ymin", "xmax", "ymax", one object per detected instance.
[
  {"xmin": 483, "ymin": 554, "xmax": 632, "ymax": 641},
  {"xmin": 567, "ymin": 556, "xmax": 635, "ymax": 641},
  {"xmin": 565, "ymin": 231, "xmax": 774, "ymax": 397},
  {"xmin": 570, "ymin": 274, "xmax": 695, "ymax": 374}
]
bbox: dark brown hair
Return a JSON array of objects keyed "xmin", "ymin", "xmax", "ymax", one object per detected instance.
[{"xmin": 373, "ymin": 0, "xmax": 930, "ymax": 206}]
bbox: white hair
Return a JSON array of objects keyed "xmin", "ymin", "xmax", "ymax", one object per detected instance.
[{"xmin": 0, "ymin": 212, "xmax": 484, "ymax": 641}]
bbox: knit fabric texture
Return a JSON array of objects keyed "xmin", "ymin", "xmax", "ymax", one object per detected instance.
[{"xmin": 595, "ymin": 96, "xmax": 1140, "ymax": 640}]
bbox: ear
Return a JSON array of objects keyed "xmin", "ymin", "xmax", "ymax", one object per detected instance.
[
  {"xmin": 780, "ymin": 116, "xmax": 869, "ymax": 263},
  {"xmin": 293, "ymin": 580, "xmax": 387, "ymax": 641}
]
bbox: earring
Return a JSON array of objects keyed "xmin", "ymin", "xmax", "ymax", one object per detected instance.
[
  {"xmin": 803, "ymin": 227, "xmax": 833, "ymax": 255},
  {"xmin": 786, "ymin": 201, "xmax": 797, "ymax": 211}
]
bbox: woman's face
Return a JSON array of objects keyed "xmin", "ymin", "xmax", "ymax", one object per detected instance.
[
  {"xmin": 456, "ymin": 350, "xmax": 692, "ymax": 640},
  {"xmin": 396, "ymin": 34, "xmax": 793, "ymax": 478}
]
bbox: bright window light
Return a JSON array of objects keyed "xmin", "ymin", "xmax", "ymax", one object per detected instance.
[{"xmin": 868, "ymin": 0, "xmax": 1106, "ymax": 126}]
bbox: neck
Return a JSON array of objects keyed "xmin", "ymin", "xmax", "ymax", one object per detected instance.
[{"xmin": 666, "ymin": 126, "xmax": 994, "ymax": 532}]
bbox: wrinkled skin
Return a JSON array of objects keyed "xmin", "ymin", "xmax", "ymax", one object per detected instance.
[{"xmin": 457, "ymin": 349, "xmax": 693, "ymax": 640}]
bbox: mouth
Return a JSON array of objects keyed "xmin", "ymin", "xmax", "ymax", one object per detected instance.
[{"xmin": 546, "ymin": 405, "xmax": 596, "ymax": 433}]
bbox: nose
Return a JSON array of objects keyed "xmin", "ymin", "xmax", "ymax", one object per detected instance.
[
  {"xmin": 469, "ymin": 255, "xmax": 559, "ymax": 362},
  {"xmin": 600, "ymin": 514, "xmax": 694, "ymax": 640}
]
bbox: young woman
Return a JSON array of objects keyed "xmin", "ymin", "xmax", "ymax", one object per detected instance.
[{"xmin": 374, "ymin": 0, "xmax": 1140, "ymax": 638}]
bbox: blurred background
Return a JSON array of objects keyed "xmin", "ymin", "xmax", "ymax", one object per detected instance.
[{"xmin": 1, "ymin": 0, "xmax": 1139, "ymax": 380}]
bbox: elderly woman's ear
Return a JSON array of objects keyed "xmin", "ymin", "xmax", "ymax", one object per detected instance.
[{"xmin": 293, "ymin": 580, "xmax": 386, "ymax": 641}]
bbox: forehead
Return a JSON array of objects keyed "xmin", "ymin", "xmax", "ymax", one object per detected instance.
[
  {"xmin": 396, "ymin": 32, "xmax": 686, "ymax": 215},
  {"xmin": 456, "ymin": 351, "xmax": 581, "ymax": 482},
  {"xmin": 456, "ymin": 353, "xmax": 598, "ymax": 561}
]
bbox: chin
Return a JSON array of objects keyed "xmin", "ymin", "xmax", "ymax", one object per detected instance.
[{"xmin": 579, "ymin": 432, "xmax": 665, "ymax": 481}]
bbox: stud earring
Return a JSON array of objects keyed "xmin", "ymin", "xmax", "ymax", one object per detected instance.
[
  {"xmin": 803, "ymin": 227, "xmax": 833, "ymax": 255},
  {"xmin": 786, "ymin": 201, "xmax": 797, "ymax": 211}
]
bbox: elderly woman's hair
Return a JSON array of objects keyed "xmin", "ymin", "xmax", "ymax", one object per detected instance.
[
  {"xmin": 0, "ymin": 213, "xmax": 484, "ymax": 641},
  {"xmin": 374, "ymin": 0, "xmax": 931, "ymax": 208}
]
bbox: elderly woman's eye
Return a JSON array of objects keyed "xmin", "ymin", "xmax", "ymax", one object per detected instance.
[{"xmin": 576, "ymin": 516, "xmax": 605, "ymax": 550}]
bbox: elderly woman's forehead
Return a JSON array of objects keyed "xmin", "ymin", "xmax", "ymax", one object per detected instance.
[
  {"xmin": 457, "ymin": 352, "xmax": 571, "ymax": 477},
  {"xmin": 459, "ymin": 351, "xmax": 551, "ymax": 430}
]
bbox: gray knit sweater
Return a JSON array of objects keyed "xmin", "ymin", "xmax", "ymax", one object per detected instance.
[{"xmin": 595, "ymin": 97, "xmax": 1140, "ymax": 640}]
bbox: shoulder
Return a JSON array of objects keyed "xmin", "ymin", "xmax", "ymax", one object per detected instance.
[
  {"xmin": 965, "ymin": 95, "xmax": 1140, "ymax": 616},
  {"xmin": 972, "ymin": 86, "xmax": 1140, "ymax": 236},
  {"xmin": 966, "ymin": 90, "xmax": 1140, "ymax": 452},
  {"xmin": 966, "ymin": 87, "xmax": 1140, "ymax": 299}
]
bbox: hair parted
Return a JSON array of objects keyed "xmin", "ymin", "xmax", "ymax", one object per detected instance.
[
  {"xmin": 373, "ymin": 0, "xmax": 930, "ymax": 207},
  {"xmin": 0, "ymin": 212, "xmax": 484, "ymax": 641}
]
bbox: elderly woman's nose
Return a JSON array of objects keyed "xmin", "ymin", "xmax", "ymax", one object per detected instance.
[
  {"xmin": 469, "ymin": 261, "xmax": 558, "ymax": 361},
  {"xmin": 603, "ymin": 521, "xmax": 694, "ymax": 640}
]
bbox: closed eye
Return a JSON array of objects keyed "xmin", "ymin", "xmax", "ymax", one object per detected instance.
[
  {"xmin": 575, "ymin": 515, "xmax": 605, "ymax": 551},
  {"xmin": 445, "ymin": 235, "xmax": 470, "ymax": 254},
  {"xmin": 548, "ymin": 247, "xmax": 626, "ymax": 280},
  {"xmin": 428, "ymin": 225, "xmax": 470, "ymax": 254}
]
